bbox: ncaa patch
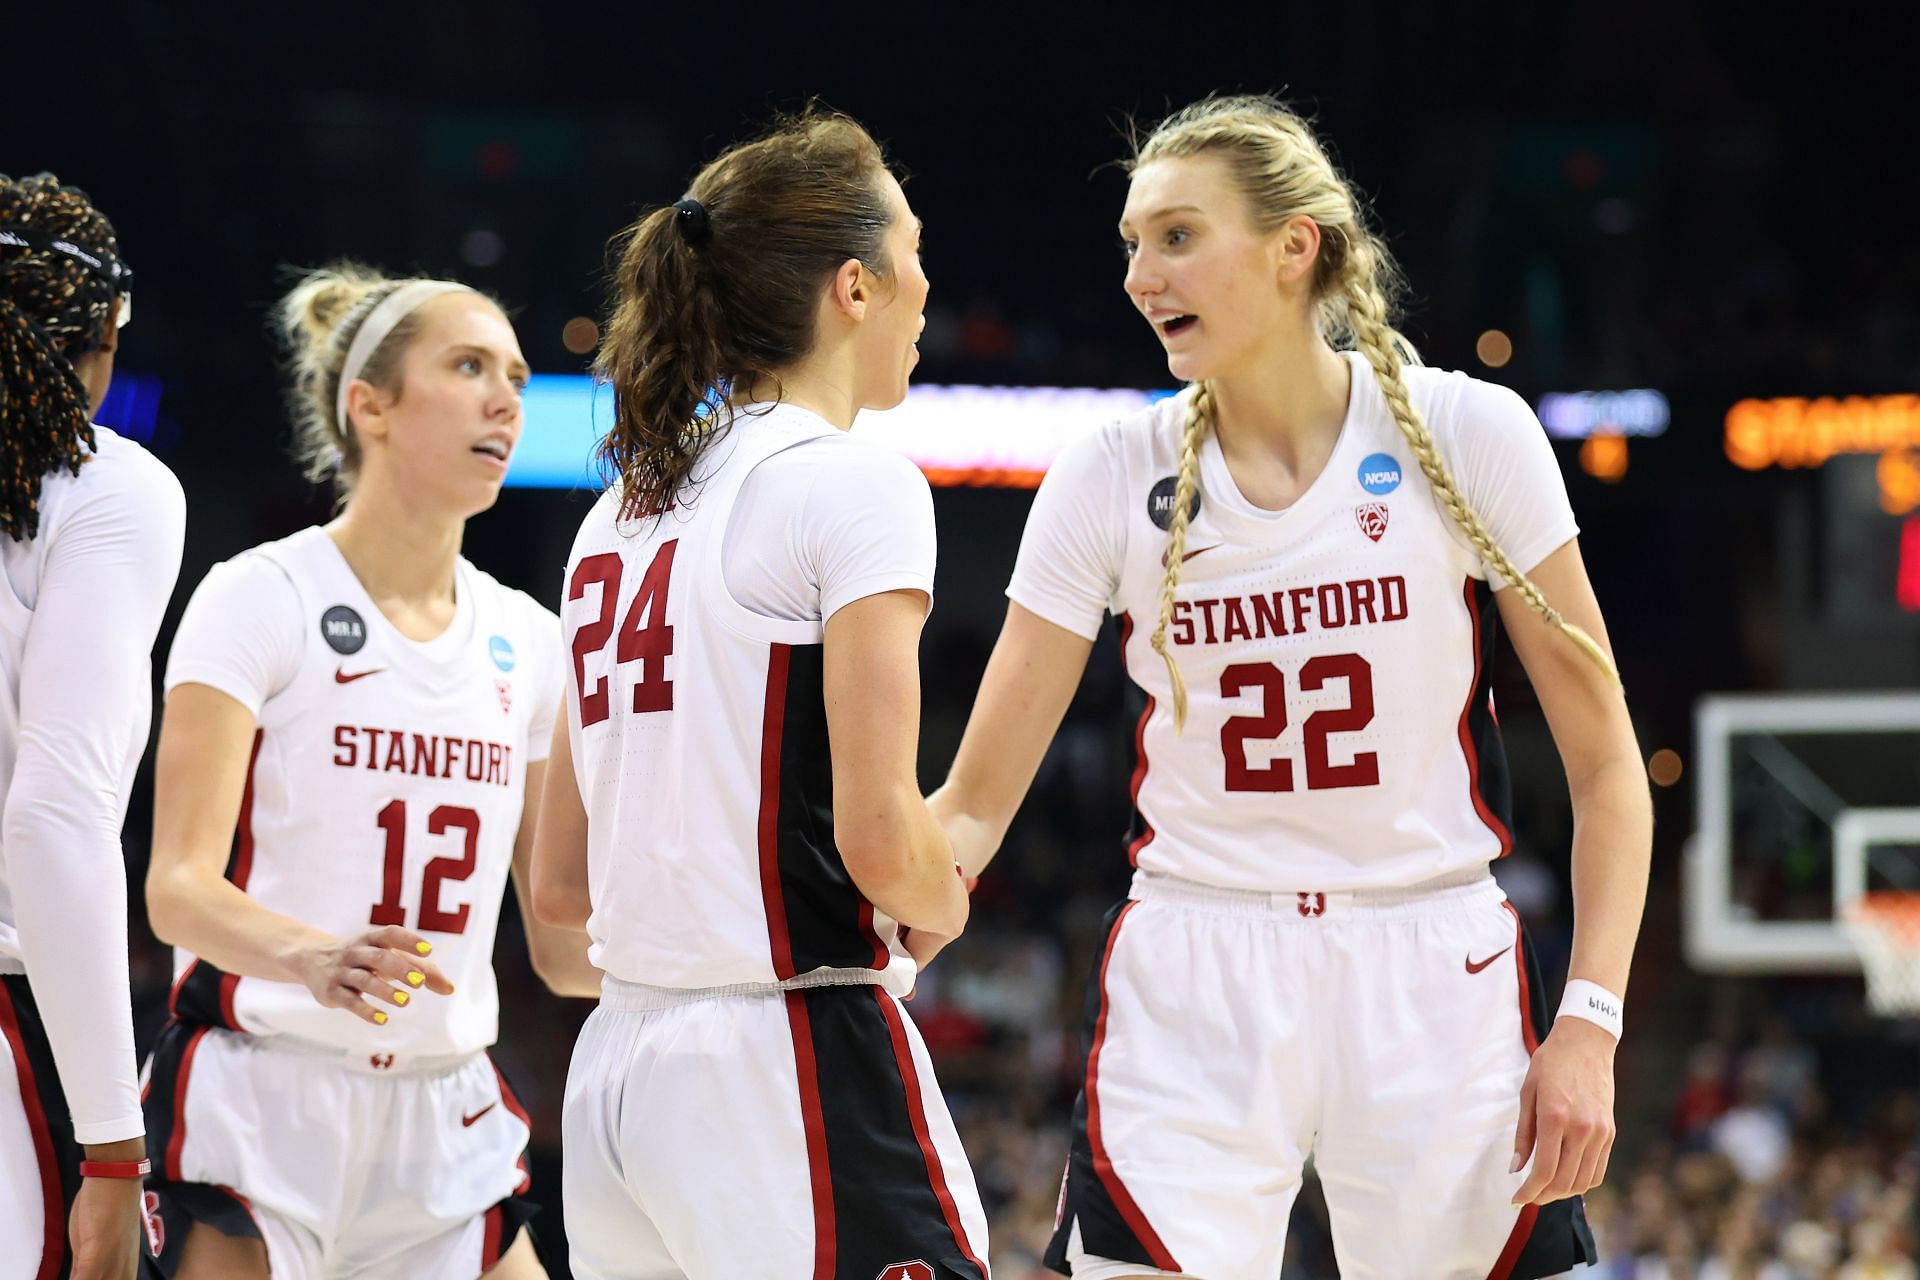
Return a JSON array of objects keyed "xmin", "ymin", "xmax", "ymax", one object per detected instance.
[
  {"xmin": 1357, "ymin": 452, "xmax": 1403, "ymax": 495},
  {"xmin": 1355, "ymin": 502, "xmax": 1389, "ymax": 542},
  {"xmin": 1147, "ymin": 475, "xmax": 1201, "ymax": 531},
  {"xmin": 488, "ymin": 634, "xmax": 516, "ymax": 671},
  {"xmin": 877, "ymin": 1264, "xmax": 935, "ymax": 1280},
  {"xmin": 320, "ymin": 605, "xmax": 368, "ymax": 655}
]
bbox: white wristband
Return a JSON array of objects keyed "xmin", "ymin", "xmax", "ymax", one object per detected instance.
[{"xmin": 1557, "ymin": 980, "xmax": 1624, "ymax": 1040}]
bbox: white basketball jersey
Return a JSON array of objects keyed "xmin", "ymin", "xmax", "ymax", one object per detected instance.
[
  {"xmin": 164, "ymin": 527, "xmax": 563, "ymax": 1057},
  {"xmin": 563, "ymin": 408, "xmax": 918, "ymax": 998},
  {"xmin": 1009, "ymin": 353, "xmax": 1579, "ymax": 893}
]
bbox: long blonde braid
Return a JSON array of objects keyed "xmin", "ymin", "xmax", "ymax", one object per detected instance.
[
  {"xmin": 1148, "ymin": 380, "xmax": 1213, "ymax": 730},
  {"xmin": 1131, "ymin": 95, "xmax": 1620, "ymax": 714},
  {"xmin": 1338, "ymin": 234, "xmax": 1618, "ymax": 683}
]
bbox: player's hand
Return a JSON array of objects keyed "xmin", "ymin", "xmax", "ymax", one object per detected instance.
[
  {"xmin": 67, "ymin": 1175, "xmax": 144, "ymax": 1279},
  {"xmin": 296, "ymin": 926, "xmax": 456, "ymax": 1025},
  {"xmin": 1510, "ymin": 1017, "xmax": 1617, "ymax": 1206},
  {"xmin": 899, "ymin": 872, "xmax": 977, "ymax": 989}
]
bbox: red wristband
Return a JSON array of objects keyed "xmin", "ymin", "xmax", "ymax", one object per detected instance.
[{"xmin": 78, "ymin": 1158, "xmax": 151, "ymax": 1180}]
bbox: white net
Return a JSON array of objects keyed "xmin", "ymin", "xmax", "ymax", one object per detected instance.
[{"xmin": 1844, "ymin": 894, "xmax": 1920, "ymax": 1017}]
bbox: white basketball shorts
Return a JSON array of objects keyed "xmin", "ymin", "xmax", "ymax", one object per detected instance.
[
  {"xmin": 1046, "ymin": 868, "xmax": 1597, "ymax": 1280},
  {"xmin": 139, "ymin": 1021, "xmax": 535, "ymax": 1279},
  {"xmin": 563, "ymin": 977, "xmax": 990, "ymax": 1280}
]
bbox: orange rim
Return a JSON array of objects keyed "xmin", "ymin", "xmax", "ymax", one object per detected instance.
[{"xmin": 1850, "ymin": 891, "xmax": 1920, "ymax": 941}]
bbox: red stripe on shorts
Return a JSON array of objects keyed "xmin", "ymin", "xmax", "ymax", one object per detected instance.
[
  {"xmin": 0, "ymin": 982, "xmax": 64, "ymax": 1280},
  {"xmin": 1457, "ymin": 582, "xmax": 1514, "ymax": 856},
  {"xmin": 1085, "ymin": 900, "xmax": 1181, "ymax": 1271},
  {"xmin": 489, "ymin": 1057, "xmax": 534, "ymax": 1194},
  {"xmin": 1487, "ymin": 900, "xmax": 1541, "ymax": 1278},
  {"xmin": 164, "ymin": 1025, "xmax": 212, "ymax": 1181},
  {"xmin": 872, "ymin": 990, "xmax": 989, "ymax": 1276},
  {"xmin": 782, "ymin": 991, "xmax": 836, "ymax": 1280},
  {"xmin": 481, "ymin": 1202, "xmax": 504, "ymax": 1269}
]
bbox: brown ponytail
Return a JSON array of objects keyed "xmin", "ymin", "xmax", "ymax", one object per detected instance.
[{"xmin": 594, "ymin": 107, "xmax": 896, "ymax": 517}]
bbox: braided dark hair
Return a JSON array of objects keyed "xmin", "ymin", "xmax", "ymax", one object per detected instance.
[{"xmin": 0, "ymin": 174, "xmax": 128, "ymax": 540}]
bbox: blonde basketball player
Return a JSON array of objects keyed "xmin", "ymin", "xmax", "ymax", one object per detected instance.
[
  {"xmin": 929, "ymin": 97, "xmax": 1653, "ymax": 1279},
  {"xmin": 531, "ymin": 109, "xmax": 988, "ymax": 1279},
  {"xmin": 0, "ymin": 174, "xmax": 184, "ymax": 1280},
  {"xmin": 141, "ymin": 265, "xmax": 598, "ymax": 1279}
]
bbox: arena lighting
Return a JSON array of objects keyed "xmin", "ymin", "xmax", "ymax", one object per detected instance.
[
  {"xmin": 505, "ymin": 376, "xmax": 1176, "ymax": 490},
  {"xmin": 1724, "ymin": 394, "xmax": 1920, "ymax": 470},
  {"xmin": 94, "ymin": 371, "xmax": 164, "ymax": 444},
  {"xmin": 1537, "ymin": 389, "xmax": 1669, "ymax": 440}
]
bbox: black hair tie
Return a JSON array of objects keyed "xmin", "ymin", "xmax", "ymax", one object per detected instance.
[{"xmin": 672, "ymin": 199, "xmax": 711, "ymax": 246}]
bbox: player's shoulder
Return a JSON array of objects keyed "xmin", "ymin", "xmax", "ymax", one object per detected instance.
[
  {"xmin": 458, "ymin": 557, "xmax": 559, "ymax": 638},
  {"xmin": 41, "ymin": 426, "xmax": 185, "ymax": 530},
  {"xmin": 1040, "ymin": 390, "xmax": 1186, "ymax": 496},
  {"xmin": 1394, "ymin": 359, "xmax": 1537, "ymax": 443}
]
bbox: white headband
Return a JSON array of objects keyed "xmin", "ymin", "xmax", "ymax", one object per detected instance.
[{"xmin": 334, "ymin": 280, "xmax": 475, "ymax": 435}]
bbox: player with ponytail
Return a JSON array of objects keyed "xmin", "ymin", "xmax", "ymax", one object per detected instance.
[
  {"xmin": 0, "ymin": 173, "xmax": 184, "ymax": 1280},
  {"xmin": 142, "ymin": 263, "xmax": 594, "ymax": 1280},
  {"xmin": 931, "ymin": 97, "xmax": 1650, "ymax": 1278}
]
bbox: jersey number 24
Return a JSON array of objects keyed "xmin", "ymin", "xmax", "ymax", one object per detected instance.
[{"xmin": 568, "ymin": 540, "xmax": 678, "ymax": 727}]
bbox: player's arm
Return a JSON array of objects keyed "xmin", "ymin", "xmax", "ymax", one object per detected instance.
[
  {"xmin": 146, "ymin": 684, "xmax": 454, "ymax": 1022},
  {"xmin": 927, "ymin": 603, "xmax": 1094, "ymax": 878},
  {"xmin": 824, "ymin": 588, "xmax": 968, "ymax": 936},
  {"xmin": 512, "ymin": 745, "xmax": 600, "ymax": 996},
  {"xmin": 1499, "ymin": 538, "xmax": 1650, "ymax": 1205},
  {"xmin": 1, "ymin": 454, "xmax": 182, "ymax": 1214}
]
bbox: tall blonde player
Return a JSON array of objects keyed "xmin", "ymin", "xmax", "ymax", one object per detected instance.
[
  {"xmin": 930, "ymin": 97, "xmax": 1651, "ymax": 1279},
  {"xmin": 142, "ymin": 266, "xmax": 597, "ymax": 1280},
  {"xmin": 532, "ymin": 110, "xmax": 988, "ymax": 1279}
]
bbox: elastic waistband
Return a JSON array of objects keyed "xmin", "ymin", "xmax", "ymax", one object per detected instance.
[
  {"xmin": 235, "ymin": 1031, "xmax": 480, "ymax": 1077},
  {"xmin": 599, "ymin": 967, "xmax": 887, "ymax": 1013},
  {"xmin": 1129, "ymin": 865, "xmax": 1502, "ymax": 921}
]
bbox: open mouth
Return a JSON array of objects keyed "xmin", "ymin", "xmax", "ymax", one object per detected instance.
[
  {"xmin": 1160, "ymin": 315, "xmax": 1198, "ymax": 338},
  {"xmin": 472, "ymin": 440, "xmax": 511, "ymax": 462}
]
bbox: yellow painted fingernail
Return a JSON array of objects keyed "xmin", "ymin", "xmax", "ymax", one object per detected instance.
[
  {"xmin": 392, "ymin": 991, "xmax": 409, "ymax": 1006},
  {"xmin": 374, "ymin": 1011, "xmax": 389, "ymax": 1025},
  {"xmin": 415, "ymin": 942, "xmax": 433, "ymax": 956},
  {"xmin": 406, "ymin": 972, "xmax": 424, "ymax": 988}
]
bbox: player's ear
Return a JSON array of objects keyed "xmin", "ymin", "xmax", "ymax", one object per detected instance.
[{"xmin": 825, "ymin": 258, "xmax": 867, "ymax": 322}]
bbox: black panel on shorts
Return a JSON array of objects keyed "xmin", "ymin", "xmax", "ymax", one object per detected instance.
[
  {"xmin": 769, "ymin": 643, "xmax": 890, "ymax": 976},
  {"xmin": 796, "ymin": 985, "xmax": 986, "ymax": 1280},
  {"xmin": 1044, "ymin": 902, "xmax": 1166, "ymax": 1274},
  {"xmin": 1507, "ymin": 921, "xmax": 1600, "ymax": 1278},
  {"xmin": 3, "ymin": 973, "xmax": 81, "ymax": 1280}
]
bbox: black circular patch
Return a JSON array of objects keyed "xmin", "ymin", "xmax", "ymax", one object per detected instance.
[
  {"xmin": 1146, "ymin": 475, "xmax": 1202, "ymax": 532},
  {"xmin": 320, "ymin": 605, "xmax": 368, "ymax": 655}
]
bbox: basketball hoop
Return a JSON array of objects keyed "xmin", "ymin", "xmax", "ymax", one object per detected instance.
[{"xmin": 1844, "ymin": 892, "xmax": 1920, "ymax": 1017}]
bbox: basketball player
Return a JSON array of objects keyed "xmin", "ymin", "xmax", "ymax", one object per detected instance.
[
  {"xmin": 0, "ymin": 174, "xmax": 184, "ymax": 1280},
  {"xmin": 928, "ymin": 97, "xmax": 1652, "ymax": 1279},
  {"xmin": 530, "ymin": 109, "xmax": 989, "ymax": 1279},
  {"xmin": 141, "ymin": 265, "xmax": 597, "ymax": 1279}
]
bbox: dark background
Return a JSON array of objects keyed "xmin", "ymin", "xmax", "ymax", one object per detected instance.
[{"xmin": 9, "ymin": 3, "xmax": 1920, "ymax": 1275}]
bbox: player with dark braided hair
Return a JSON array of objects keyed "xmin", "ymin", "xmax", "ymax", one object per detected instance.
[{"xmin": 0, "ymin": 173, "xmax": 185, "ymax": 1280}]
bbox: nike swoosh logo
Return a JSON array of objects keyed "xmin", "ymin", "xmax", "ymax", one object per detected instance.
[
  {"xmin": 1465, "ymin": 945, "xmax": 1513, "ymax": 975},
  {"xmin": 461, "ymin": 1104, "xmax": 496, "ymax": 1128},
  {"xmin": 334, "ymin": 668, "xmax": 384, "ymax": 684},
  {"xmin": 1161, "ymin": 544, "xmax": 1221, "ymax": 568}
]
